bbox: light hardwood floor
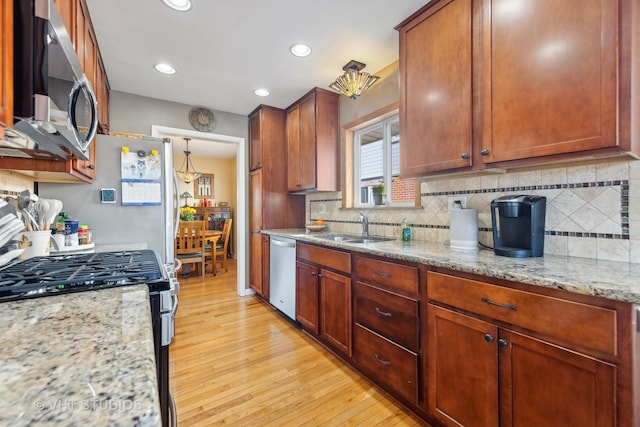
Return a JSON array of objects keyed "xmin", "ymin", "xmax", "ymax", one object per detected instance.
[{"xmin": 170, "ymin": 259, "xmax": 427, "ymax": 426}]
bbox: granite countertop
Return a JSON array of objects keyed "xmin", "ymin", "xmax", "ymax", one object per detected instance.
[
  {"xmin": 264, "ymin": 228, "xmax": 640, "ymax": 304},
  {"xmin": 0, "ymin": 285, "xmax": 161, "ymax": 427}
]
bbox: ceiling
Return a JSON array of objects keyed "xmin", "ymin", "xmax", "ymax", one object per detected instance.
[{"xmin": 84, "ymin": 0, "xmax": 429, "ymax": 119}]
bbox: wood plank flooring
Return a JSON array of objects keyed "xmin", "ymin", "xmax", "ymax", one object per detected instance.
[{"xmin": 169, "ymin": 260, "xmax": 426, "ymax": 426}]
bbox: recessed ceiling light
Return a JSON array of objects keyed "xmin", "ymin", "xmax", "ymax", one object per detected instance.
[
  {"xmin": 154, "ymin": 63, "xmax": 176, "ymax": 74},
  {"xmin": 289, "ymin": 43, "xmax": 312, "ymax": 57},
  {"xmin": 254, "ymin": 89, "xmax": 270, "ymax": 97},
  {"xmin": 162, "ymin": 0, "xmax": 192, "ymax": 11}
]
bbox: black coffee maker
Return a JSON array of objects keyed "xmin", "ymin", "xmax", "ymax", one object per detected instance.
[{"xmin": 491, "ymin": 195, "xmax": 546, "ymax": 258}]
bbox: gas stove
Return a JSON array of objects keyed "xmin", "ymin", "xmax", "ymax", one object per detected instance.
[{"xmin": 0, "ymin": 250, "xmax": 170, "ymax": 303}]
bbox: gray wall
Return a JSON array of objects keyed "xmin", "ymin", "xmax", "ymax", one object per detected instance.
[{"xmin": 109, "ymin": 90, "xmax": 249, "ymax": 140}]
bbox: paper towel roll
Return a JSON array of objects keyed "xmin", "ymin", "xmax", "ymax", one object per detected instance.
[{"xmin": 450, "ymin": 208, "xmax": 478, "ymax": 250}]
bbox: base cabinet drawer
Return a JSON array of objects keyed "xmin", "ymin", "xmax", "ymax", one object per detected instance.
[
  {"xmin": 427, "ymin": 271, "xmax": 617, "ymax": 356},
  {"xmin": 353, "ymin": 281, "xmax": 419, "ymax": 351},
  {"xmin": 353, "ymin": 324, "xmax": 418, "ymax": 405}
]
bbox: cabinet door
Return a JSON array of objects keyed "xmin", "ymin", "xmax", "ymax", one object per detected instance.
[
  {"xmin": 286, "ymin": 104, "xmax": 301, "ymax": 191},
  {"xmin": 0, "ymin": 0, "xmax": 12, "ymax": 128},
  {"xmin": 261, "ymin": 235, "xmax": 270, "ymax": 299},
  {"xmin": 248, "ymin": 170, "xmax": 264, "ymax": 295},
  {"xmin": 428, "ymin": 304, "xmax": 499, "ymax": 427},
  {"xmin": 96, "ymin": 56, "xmax": 109, "ymax": 131},
  {"xmin": 296, "ymin": 261, "xmax": 319, "ymax": 334},
  {"xmin": 399, "ymin": 0, "xmax": 474, "ymax": 177},
  {"xmin": 482, "ymin": 0, "xmax": 617, "ymax": 163},
  {"xmin": 298, "ymin": 92, "xmax": 317, "ymax": 190},
  {"xmin": 500, "ymin": 329, "xmax": 615, "ymax": 427},
  {"xmin": 249, "ymin": 110, "xmax": 262, "ymax": 170},
  {"xmin": 249, "ymin": 231, "xmax": 263, "ymax": 296},
  {"xmin": 319, "ymin": 268, "xmax": 351, "ymax": 356},
  {"xmin": 53, "ymin": 0, "xmax": 76, "ymax": 47},
  {"xmin": 249, "ymin": 169, "xmax": 263, "ymax": 232}
]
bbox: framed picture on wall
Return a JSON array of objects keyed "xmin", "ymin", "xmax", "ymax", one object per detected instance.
[{"xmin": 194, "ymin": 173, "xmax": 214, "ymax": 198}]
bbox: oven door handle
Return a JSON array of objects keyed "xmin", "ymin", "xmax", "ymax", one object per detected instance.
[{"xmin": 161, "ymin": 294, "xmax": 178, "ymax": 346}]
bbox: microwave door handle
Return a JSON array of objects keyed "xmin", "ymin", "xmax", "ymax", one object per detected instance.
[{"xmin": 69, "ymin": 75, "xmax": 99, "ymax": 150}]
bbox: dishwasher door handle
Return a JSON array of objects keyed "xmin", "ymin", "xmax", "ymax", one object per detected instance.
[{"xmin": 271, "ymin": 239, "xmax": 296, "ymax": 248}]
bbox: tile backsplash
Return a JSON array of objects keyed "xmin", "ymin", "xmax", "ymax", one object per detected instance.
[{"xmin": 307, "ymin": 159, "xmax": 640, "ymax": 263}]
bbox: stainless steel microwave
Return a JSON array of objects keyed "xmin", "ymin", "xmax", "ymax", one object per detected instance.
[{"xmin": 9, "ymin": 0, "xmax": 98, "ymax": 161}]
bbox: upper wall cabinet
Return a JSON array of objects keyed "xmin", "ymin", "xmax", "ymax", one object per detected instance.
[
  {"xmin": 286, "ymin": 88, "xmax": 340, "ymax": 193},
  {"xmin": 398, "ymin": 0, "xmax": 474, "ymax": 177},
  {"xmin": 0, "ymin": 0, "xmax": 12, "ymax": 130},
  {"xmin": 397, "ymin": 0, "xmax": 639, "ymax": 177}
]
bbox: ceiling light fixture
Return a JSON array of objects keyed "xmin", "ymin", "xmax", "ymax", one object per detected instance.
[
  {"xmin": 154, "ymin": 63, "xmax": 176, "ymax": 74},
  {"xmin": 329, "ymin": 60, "xmax": 380, "ymax": 100},
  {"xmin": 289, "ymin": 43, "xmax": 312, "ymax": 57},
  {"xmin": 162, "ymin": 0, "xmax": 192, "ymax": 12},
  {"xmin": 254, "ymin": 88, "xmax": 270, "ymax": 97},
  {"xmin": 176, "ymin": 138, "xmax": 201, "ymax": 184}
]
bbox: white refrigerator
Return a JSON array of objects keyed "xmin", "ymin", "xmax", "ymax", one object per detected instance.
[{"xmin": 38, "ymin": 135, "xmax": 179, "ymax": 264}]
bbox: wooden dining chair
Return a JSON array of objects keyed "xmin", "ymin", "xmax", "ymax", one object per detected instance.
[
  {"xmin": 175, "ymin": 220, "xmax": 206, "ymax": 280},
  {"xmin": 213, "ymin": 218, "xmax": 232, "ymax": 273}
]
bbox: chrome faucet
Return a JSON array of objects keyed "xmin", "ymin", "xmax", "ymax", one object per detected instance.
[{"xmin": 359, "ymin": 212, "xmax": 369, "ymax": 237}]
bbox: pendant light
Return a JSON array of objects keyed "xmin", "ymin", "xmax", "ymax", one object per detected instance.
[{"xmin": 176, "ymin": 138, "xmax": 201, "ymax": 184}]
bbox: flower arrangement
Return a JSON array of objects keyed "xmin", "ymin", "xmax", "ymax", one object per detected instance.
[{"xmin": 180, "ymin": 206, "xmax": 196, "ymax": 221}]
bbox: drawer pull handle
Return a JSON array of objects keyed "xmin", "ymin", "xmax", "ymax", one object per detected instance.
[
  {"xmin": 482, "ymin": 297, "xmax": 517, "ymax": 311},
  {"xmin": 374, "ymin": 353, "xmax": 391, "ymax": 367},
  {"xmin": 375, "ymin": 307, "xmax": 392, "ymax": 317},
  {"xmin": 374, "ymin": 270, "xmax": 391, "ymax": 278}
]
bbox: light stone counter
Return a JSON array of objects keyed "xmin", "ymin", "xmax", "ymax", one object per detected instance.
[
  {"xmin": 0, "ymin": 285, "xmax": 161, "ymax": 427},
  {"xmin": 264, "ymin": 228, "xmax": 640, "ymax": 304}
]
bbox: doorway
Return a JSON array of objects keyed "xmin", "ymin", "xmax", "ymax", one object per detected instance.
[{"xmin": 151, "ymin": 125, "xmax": 251, "ymax": 296}]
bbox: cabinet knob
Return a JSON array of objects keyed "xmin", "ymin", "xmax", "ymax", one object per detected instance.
[
  {"xmin": 481, "ymin": 149, "xmax": 490, "ymax": 156},
  {"xmin": 296, "ymin": 183, "xmax": 302, "ymax": 187},
  {"xmin": 498, "ymin": 339, "xmax": 508, "ymax": 348},
  {"xmin": 484, "ymin": 333, "xmax": 495, "ymax": 343},
  {"xmin": 311, "ymin": 272, "xmax": 316, "ymax": 277},
  {"xmin": 87, "ymin": 164, "xmax": 95, "ymax": 170},
  {"xmin": 318, "ymin": 273, "xmax": 323, "ymax": 278},
  {"xmin": 461, "ymin": 153, "xmax": 470, "ymax": 159}
]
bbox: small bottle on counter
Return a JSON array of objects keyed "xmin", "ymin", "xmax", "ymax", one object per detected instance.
[
  {"xmin": 56, "ymin": 212, "xmax": 68, "ymax": 234},
  {"xmin": 401, "ymin": 219, "xmax": 411, "ymax": 242},
  {"xmin": 78, "ymin": 225, "xmax": 89, "ymax": 245}
]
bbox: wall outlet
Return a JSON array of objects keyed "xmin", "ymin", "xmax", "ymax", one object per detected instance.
[
  {"xmin": 319, "ymin": 203, "xmax": 327, "ymax": 214},
  {"xmin": 448, "ymin": 196, "xmax": 467, "ymax": 210}
]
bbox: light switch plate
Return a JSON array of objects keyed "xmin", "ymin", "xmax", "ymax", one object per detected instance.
[{"xmin": 100, "ymin": 188, "xmax": 117, "ymax": 204}]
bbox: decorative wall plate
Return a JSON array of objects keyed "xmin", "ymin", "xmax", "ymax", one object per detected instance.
[{"xmin": 189, "ymin": 107, "xmax": 216, "ymax": 132}]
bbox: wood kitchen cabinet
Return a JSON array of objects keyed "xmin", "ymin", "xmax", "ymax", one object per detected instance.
[
  {"xmin": 397, "ymin": 0, "xmax": 639, "ymax": 177},
  {"xmin": 296, "ymin": 243, "xmax": 351, "ymax": 356},
  {"xmin": 427, "ymin": 270, "xmax": 626, "ymax": 427},
  {"xmin": 248, "ymin": 106, "xmax": 304, "ymax": 297},
  {"xmin": 352, "ymin": 254, "xmax": 422, "ymax": 407},
  {"xmin": 286, "ymin": 88, "xmax": 340, "ymax": 193},
  {"xmin": 397, "ymin": 0, "xmax": 474, "ymax": 177},
  {"xmin": 0, "ymin": 0, "xmax": 12, "ymax": 130}
]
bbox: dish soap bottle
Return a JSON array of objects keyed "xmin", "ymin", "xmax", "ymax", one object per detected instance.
[{"xmin": 401, "ymin": 219, "xmax": 411, "ymax": 242}]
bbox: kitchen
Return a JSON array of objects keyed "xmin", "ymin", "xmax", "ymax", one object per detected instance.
[{"xmin": 1, "ymin": 0, "xmax": 640, "ymax": 426}]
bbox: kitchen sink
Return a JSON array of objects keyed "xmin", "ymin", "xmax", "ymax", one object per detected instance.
[
  {"xmin": 341, "ymin": 237, "xmax": 394, "ymax": 244},
  {"xmin": 314, "ymin": 233, "xmax": 394, "ymax": 243}
]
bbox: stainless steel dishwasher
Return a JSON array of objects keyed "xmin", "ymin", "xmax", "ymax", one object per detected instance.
[{"xmin": 269, "ymin": 236, "xmax": 296, "ymax": 320}]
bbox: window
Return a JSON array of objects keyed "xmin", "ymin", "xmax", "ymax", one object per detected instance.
[{"xmin": 354, "ymin": 115, "xmax": 415, "ymax": 207}]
